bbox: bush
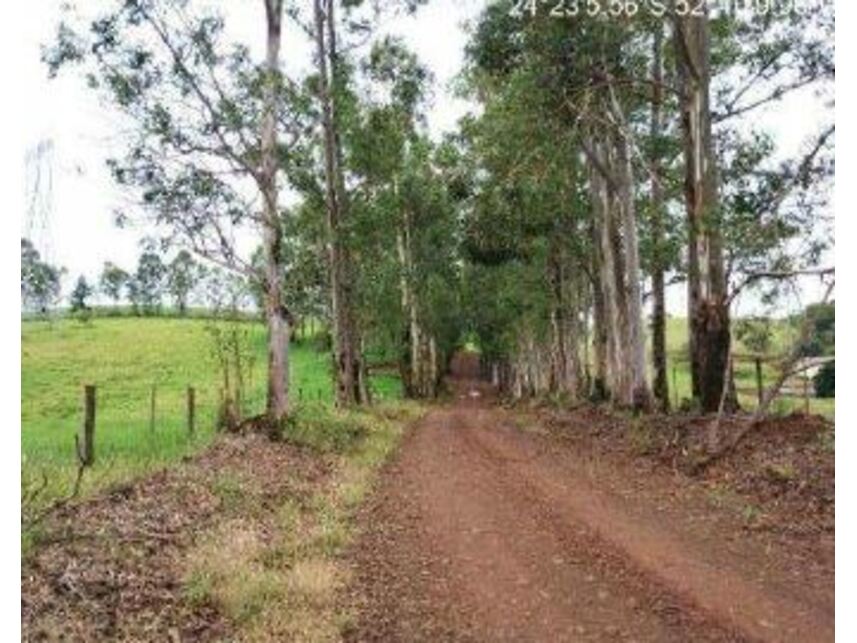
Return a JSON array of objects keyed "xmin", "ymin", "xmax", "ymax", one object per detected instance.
[
  {"xmin": 801, "ymin": 302, "xmax": 835, "ymax": 357},
  {"xmin": 735, "ymin": 317, "xmax": 773, "ymax": 354},
  {"xmin": 814, "ymin": 361, "xmax": 834, "ymax": 399},
  {"xmin": 282, "ymin": 406, "xmax": 369, "ymax": 453}
]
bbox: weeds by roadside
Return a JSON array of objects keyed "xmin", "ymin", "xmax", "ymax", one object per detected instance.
[
  {"xmin": 181, "ymin": 401, "xmax": 423, "ymax": 641},
  {"xmin": 22, "ymin": 400, "xmax": 422, "ymax": 641},
  {"xmin": 22, "ymin": 317, "xmax": 403, "ymax": 537}
]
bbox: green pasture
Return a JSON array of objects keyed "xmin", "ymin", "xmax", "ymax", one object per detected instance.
[
  {"xmin": 661, "ymin": 316, "xmax": 834, "ymax": 418},
  {"xmin": 21, "ymin": 317, "xmax": 401, "ymax": 515}
]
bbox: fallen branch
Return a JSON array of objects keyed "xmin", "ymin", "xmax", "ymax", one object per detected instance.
[
  {"xmin": 755, "ymin": 280, "xmax": 834, "ymax": 418},
  {"xmin": 706, "ymin": 348, "xmax": 736, "ymax": 454},
  {"xmin": 22, "ymin": 472, "xmax": 49, "ymax": 510},
  {"xmin": 780, "ymin": 356, "xmax": 834, "ymax": 379},
  {"xmin": 22, "ymin": 434, "xmax": 91, "ymax": 531},
  {"xmin": 693, "ymin": 279, "xmax": 834, "ymax": 471},
  {"xmin": 22, "ymin": 465, "xmax": 86, "ymax": 530}
]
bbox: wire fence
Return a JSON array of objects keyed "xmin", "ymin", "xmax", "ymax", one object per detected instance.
[
  {"xmin": 20, "ymin": 375, "xmax": 345, "ymax": 524},
  {"xmin": 667, "ymin": 352, "xmax": 834, "ymax": 417}
]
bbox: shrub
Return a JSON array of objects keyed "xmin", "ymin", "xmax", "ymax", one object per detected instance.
[
  {"xmin": 282, "ymin": 406, "xmax": 369, "ymax": 453},
  {"xmin": 814, "ymin": 361, "xmax": 834, "ymax": 399}
]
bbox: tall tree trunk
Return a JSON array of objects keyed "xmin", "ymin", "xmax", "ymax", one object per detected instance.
[
  {"xmin": 395, "ymin": 211, "xmax": 415, "ymax": 397},
  {"xmin": 396, "ymin": 200, "xmax": 426, "ymax": 398},
  {"xmin": 564, "ymin": 274, "xmax": 583, "ymax": 396},
  {"xmin": 588, "ymin": 142, "xmax": 624, "ymax": 401},
  {"xmin": 261, "ymin": 0, "xmax": 289, "ymax": 424},
  {"xmin": 393, "ymin": 182, "xmax": 438, "ymax": 399},
  {"xmin": 399, "ymin": 208, "xmax": 436, "ymax": 398},
  {"xmin": 612, "ymin": 128, "xmax": 651, "ymax": 410},
  {"xmin": 589, "ymin": 214, "xmax": 609, "ymax": 401},
  {"xmin": 650, "ymin": 24, "xmax": 670, "ymax": 412},
  {"xmin": 674, "ymin": 7, "xmax": 735, "ymax": 413},
  {"xmin": 314, "ymin": 0, "xmax": 363, "ymax": 407},
  {"xmin": 548, "ymin": 242, "xmax": 566, "ymax": 395},
  {"xmin": 326, "ymin": 0, "xmax": 369, "ymax": 403},
  {"xmin": 580, "ymin": 282, "xmax": 593, "ymax": 395},
  {"xmin": 587, "ymin": 123, "xmax": 649, "ymax": 408},
  {"xmin": 549, "ymin": 238, "xmax": 582, "ymax": 399},
  {"xmin": 606, "ymin": 159, "xmax": 632, "ymax": 404}
]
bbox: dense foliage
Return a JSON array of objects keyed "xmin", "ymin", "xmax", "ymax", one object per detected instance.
[{"xmin": 44, "ymin": 0, "xmax": 834, "ymax": 414}]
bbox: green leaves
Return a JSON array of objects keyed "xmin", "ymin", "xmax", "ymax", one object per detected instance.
[{"xmin": 21, "ymin": 239, "xmax": 64, "ymax": 315}]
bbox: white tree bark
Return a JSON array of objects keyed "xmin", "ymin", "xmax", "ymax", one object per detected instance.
[{"xmin": 261, "ymin": 0, "xmax": 289, "ymax": 422}]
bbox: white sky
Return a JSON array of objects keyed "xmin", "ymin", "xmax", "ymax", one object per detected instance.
[
  {"xmin": 15, "ymin": 0, "xmax": 832, "ymax": 316},
  {"xmin": 17, "ymin": 0, "xmax": 482, "ymax": 295}
]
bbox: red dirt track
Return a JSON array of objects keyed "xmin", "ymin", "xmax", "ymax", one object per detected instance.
[{"xmin": 346, "ymin": 355, "xmax": 833, "ymax": 642}]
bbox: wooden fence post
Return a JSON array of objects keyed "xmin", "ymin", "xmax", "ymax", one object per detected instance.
[
  {"xmin": 187, "ymin": 386, "xmax": 196, "ymax": 435},
  {"xmin": 217, "ymin": 387, "xmax": 225, "ymax": 432},
  {"xmin": 149, "ymin": 384, "xmax": 157, "ymax": 432},
  {"xmin": 672, "ymin": 366, "xmax": 678, "ymax": 410},
  {"xmin": 755, "ymin": 358, "xmax": 764, "ymax": 406},
  {"xmin": 77, "ymin": 385, "xmax": 96, "ymax": 466}
]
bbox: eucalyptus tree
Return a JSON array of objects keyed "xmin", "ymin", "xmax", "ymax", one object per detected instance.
[
  {"xmin": 462, "ymin": 1, "xmax": 833, "ymax": 415},
  {"xmin": 464, "ymin": 4, "xmax": 655, "ymax": 407},
  {"xmin": 672, "ymin": 1, "xmax": 834, "ymax": 411},
  {"xmin": 394, "ymin": 139, "xmax": 464, "ymax": 396},
  {"xmin": 99, "ymin": 262, "xmax": 130, "ymax": 310},
  {"xmin": 672, "ymin": 5, "xmax": 734, "ymax": 412},
  {"xmin": 309, "ymin": 0, "xmax": 367, "ymax": 405},
  {"xmin": 288, "ymin": 0, "xmax": 427, "ymax": 404},
  {"xmin": 646, "ymin": 21, "xmax": 672, "ymax": 411},
  {"xmin": 167, "ymin": 249, "xmax": 201, "ymax": 315},
  {"xmin": 337, "ymin": 33, "xmax": 468, "ymax": 398},
  {"xmin": 69, "ymin": 276, "xmax": 94, "ymax": 313},
  {"xmin": 132, "ymin": 250, "xmax": 167, "ymax": 315},
  {"xmin": 356, "ymin": 36, "xmax": 450, "ymax": 397},
  {"xmin": 461, "ymin": 114, "xmax": 590, "ymax": 399},
  {"xmin": 21, "ymin": 239, "xmax": 63, "ymax": 316},
  {"xmin": 45, "ymin": 0, "xmax": 306, "ymax": 423}
]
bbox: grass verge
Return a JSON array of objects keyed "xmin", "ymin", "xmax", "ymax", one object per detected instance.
[{"xmin": 181, "ymin": 401, "xmax": 422, "ymax": 641}]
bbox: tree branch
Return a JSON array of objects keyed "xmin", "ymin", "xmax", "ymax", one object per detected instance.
[{"xmin": 728, "ymin": 266, "xmax": 834, "ymax": 303}]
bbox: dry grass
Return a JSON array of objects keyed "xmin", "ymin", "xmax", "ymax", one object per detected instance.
[{"xmin": 181, "ymin": 401, "xmax": 423, "ymax": 641}]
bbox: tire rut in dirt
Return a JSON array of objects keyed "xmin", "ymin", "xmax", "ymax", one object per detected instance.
[
  {"xmin": 466, "ymin": 410, "xmax": 833, "ymax": 642},
  {"xmin": 346, "ymin": 402, "xmax": 746, "ymax": 642}
]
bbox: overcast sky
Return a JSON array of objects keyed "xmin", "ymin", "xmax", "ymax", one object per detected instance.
[{"xmin": 17, "ymin": 0, "xmax": 832, "ymax": 316}]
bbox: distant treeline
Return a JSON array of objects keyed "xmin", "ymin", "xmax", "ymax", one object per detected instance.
[
  {"xmin": 21, "ymin": 305, "xmax": 258, "ymax": 323},
  {"xmin": 22, "ymin": 240, "xmax": 261, "ymax": 319}
]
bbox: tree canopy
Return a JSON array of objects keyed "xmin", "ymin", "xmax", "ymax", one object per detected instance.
[{"xmin": 45, "ymin": 0, "xmax": 834, "ymax": 418}]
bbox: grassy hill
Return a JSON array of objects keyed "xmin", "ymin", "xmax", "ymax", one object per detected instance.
[{"xmin": 22, "ymin": 317, "xmax": 401, "ymax": 513}]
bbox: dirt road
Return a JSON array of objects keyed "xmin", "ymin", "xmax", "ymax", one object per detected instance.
[{"xmin": 346, "ymin": 372, "xmax": 834, "ymax": 641}]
